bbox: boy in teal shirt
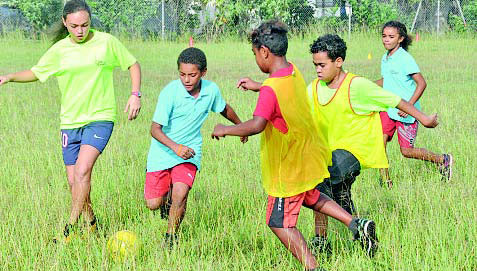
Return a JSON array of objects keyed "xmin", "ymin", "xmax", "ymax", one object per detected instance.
[{"xmin": 144, "ymin": 47, "xmax": 246, "ymax": 246}]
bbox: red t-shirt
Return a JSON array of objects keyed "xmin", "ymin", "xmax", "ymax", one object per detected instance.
[{"xmin": 252, "ymin": 64, "xmax": 293, "ymax": 134}]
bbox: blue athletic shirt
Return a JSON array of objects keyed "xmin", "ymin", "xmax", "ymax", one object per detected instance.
[
  {"xmin": 146, "ymin": 79, "xmax": 226, "ymax": 172},
  {"xmin": 381, "ymin": 47, "xmax": 421, "ymax": 123}
]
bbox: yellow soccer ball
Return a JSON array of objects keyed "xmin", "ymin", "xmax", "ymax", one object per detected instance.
[{"xmin": 107, "ymin": 230, "xmax": 141, "ymax": 262}]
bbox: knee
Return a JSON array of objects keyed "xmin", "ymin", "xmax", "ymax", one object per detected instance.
[
  {"xmin": 145, "ymin": 198, "xmax": 162, "ymax": 210},
  {"xmin": 74, "ymin": 164, "xmax": 92, "ymax": 181}
]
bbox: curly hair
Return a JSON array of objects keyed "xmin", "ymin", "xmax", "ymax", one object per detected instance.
[
  {"xmin": 250, "ymin": 19, "xmax": 288, "ymax": 56},
  {"xmin": 309, "ymin": 34, "xmax": 347, "ymax": 61},
  {"xmin": 382, "ymin": 21, "xmax": 412, "ymax": 51},
  {"xmin": 177, "ymin": 47, "xmax": 207, "ymax": 71}
]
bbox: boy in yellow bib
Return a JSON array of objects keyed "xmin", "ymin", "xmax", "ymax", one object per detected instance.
[
  {"xmin": 212, "ymin": 21, "xmax": 379, "ymax": 271},
  {"xmin": 307, "ymin": 34, "xmax": 438, "ymax": 252}
]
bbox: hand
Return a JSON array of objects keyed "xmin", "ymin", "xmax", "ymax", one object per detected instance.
[
  {"xmin": 174, "ymin": 144, "xmax": 195, "ymax": 160},
  {"xmin": 0, "ymin": 75, "xmax": 11, "ymax": 86},
  {"xmin": 423, "ymin": 113, "xmax": 439, "ymax": 128},
  {"xmin": 211, "ymin": 124, "xmax": 227, "ymax": 140},
  {"xmin": 240, "ymin": 136, "xmax": 248, "ymax": 143},
  {"xmin": 124, "ymin": 94, "xmax": 141, "ymax": 120},
  {"xmin": 236, "ymin": 77, "xmax": 261, "ymax": 92},
  {"xmin": 397, "ymin": 110, "xmax": 409, "ymax": 118}
]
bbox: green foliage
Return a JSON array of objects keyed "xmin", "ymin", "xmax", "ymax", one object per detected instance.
[
  {"xmin": 348, "ymin": 0, "xmax": 399, "ymax": 30},
  {"xmin": 14, "ymin": 0, "xmax": 62, "ymax": 31},
  {"xmin": 87, "ymin": 0, "xmax": 160, "ymax": 34},
  {"xmin": 449, "ymin": 0, "xmax": 477, "ymax": 32},
  {"xmin": 213, "ymin": 0, "xmax": 314, "ymax": 35}
]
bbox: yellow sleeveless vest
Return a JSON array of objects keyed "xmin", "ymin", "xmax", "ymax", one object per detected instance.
[
  {"xmin": 310, "ymin": 73, "xmax": 388, "ymax": 169},
  {"xmin": 260, "ymin": 64, "xmax": 331, "ymax": 198}
]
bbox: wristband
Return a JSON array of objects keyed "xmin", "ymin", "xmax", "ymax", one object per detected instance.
[
  {"xmin": 131, "ymin": 91, "xmax": 142, "ymax": 98},
  {"xmin": 177, "ymin": 144, "xmax": 182, "ymax": 154}
]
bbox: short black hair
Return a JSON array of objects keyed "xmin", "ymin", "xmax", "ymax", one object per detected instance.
[
  {"xmin": 383, "ymin": 21, "xmax": 412, "ymax": 51},
  {"xmin": 250, "ymin": 19, "xmax": 288, "ymax": 56},
  {"xmin": 309, "ymin": 34, "xmax": 347, "ymax": 61},
  {"xmin": 177, "ymin": 47, "xmax": 207, "ymax": 71}
]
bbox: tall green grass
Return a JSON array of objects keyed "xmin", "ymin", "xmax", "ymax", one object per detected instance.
[{"xmin": 0, "ymin": 33, "xmax": 475, "ymax": 270}]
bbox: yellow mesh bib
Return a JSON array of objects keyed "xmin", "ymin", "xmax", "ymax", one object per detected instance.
[
  {"xmin": 311, "ymin": 73, "xmax": 388, "ymax": 169},
  {"xmin": 260, "ymin": 64, "xmax": 331, "ymax": 198}
]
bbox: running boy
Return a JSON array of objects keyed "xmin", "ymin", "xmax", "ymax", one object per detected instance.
[
  {"xmin": 144, "ymin": 47, "xmax": 246, "ymax": 246},
  {"xmin": 376, "ymin": 21, "xmax": 452, "ymax": 184},
  {"xmin": 212, "ymin": 20, "xmax": 378, "ymax": 271},
  {"xmin": 306, "ymin": 34, "xmax": 438, "ymax": 253}
]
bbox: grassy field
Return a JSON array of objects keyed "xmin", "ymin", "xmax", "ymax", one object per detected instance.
[{"xmin": 0, "ymin": 32, "xmax": 476, "ymax": 270}]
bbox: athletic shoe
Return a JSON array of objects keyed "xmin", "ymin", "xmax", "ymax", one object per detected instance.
[
  {"xmin": 309, "ymin": 235, "xmax": 332, "ymax": 255},
  {"xmin": 160, "ymin": 191, "xmax": 172, "ymax": 220},
  {"xmin": 351, "ymin": 218, "xmax": 378, "ymax": 257},
  {"xmin": 53, "ymin": 224, "xmax": 79, "ymax": 244},
  {"xmin": 439, "ymin": 154, "xmax": 453, "ymax": 181}
]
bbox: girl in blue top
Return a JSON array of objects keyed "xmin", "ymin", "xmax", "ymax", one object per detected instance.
[{"xmin": 375, "ymin": 21, "xmax": 452, "ymax": 186}]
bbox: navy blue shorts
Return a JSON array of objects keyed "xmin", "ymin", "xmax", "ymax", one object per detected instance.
[{"xmin": 60, "ymin": 121, "xmax": 114, "ymax": 165}]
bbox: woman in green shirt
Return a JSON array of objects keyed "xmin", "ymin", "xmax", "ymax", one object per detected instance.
[{"xmin": 0, "ymin": 0, "xmax": 142, "ymax": 242}]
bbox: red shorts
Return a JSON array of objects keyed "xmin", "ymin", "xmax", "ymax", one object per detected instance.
[
  {"xmin": 380, "ymin": 111, "xmax": 418, "ymax": 148},
  {"xmin": 266, "ymin": 189, "xmax": 321, "ymax": 228},
  {"xmin": 144, "ymin": 163, "xmax": 197, "ymax": 200}
]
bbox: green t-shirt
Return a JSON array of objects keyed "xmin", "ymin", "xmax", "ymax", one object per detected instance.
[
  {"xmin": 308, "ymin": 76, "xmax": 401, "ymax": 115},
  {"xmin": 31, "ymin": 30, "xmax": 137, "ymax": 129}
]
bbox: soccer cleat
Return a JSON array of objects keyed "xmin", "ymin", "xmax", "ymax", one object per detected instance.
[
  {"xmin": 439, "ymin": 154, "xmax": 453, "ymax": 181},
  {"xmin": 309, "ymin": 235, "xmax": 332, "ymax": 255},
  {"xmin": 351, "ymin": 218, "xmax": 378, "ymax": 257},
  {"xmin": 53, "ymin": 224, "xmax": 79, "ymax": 244}
]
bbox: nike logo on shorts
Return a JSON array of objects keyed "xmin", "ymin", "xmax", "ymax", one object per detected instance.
[
  {"xmin": 93, "ymin": 134, "xmax": 105, "ymax": 139},
  {"xmin": 187, "ymin": 173, "xmax": 193, "ymax": 179}
]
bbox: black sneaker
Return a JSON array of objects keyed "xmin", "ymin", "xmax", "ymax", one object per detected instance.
[
  {"xmin": 160, "ymin": 191, "xmax": 172, "ymax": 220},
  {"xmin": 439, "ymin": 154, "xmax": 453, "ymax": 181},
  {"xmin": 309, "ymin": 235, "xmax": 332, "ymax": 255},
  {"xmin": 350, "ymin": 218, "xmax": 378, "ymax": 257}
]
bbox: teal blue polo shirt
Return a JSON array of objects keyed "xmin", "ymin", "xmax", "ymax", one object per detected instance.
[
  {"xmin": 146, "ymin": 79, "xmax": 226, "ymax": 172},
  {"xmin": 381, "ymin": 47, "xmax": 421, "ymax": 123}
]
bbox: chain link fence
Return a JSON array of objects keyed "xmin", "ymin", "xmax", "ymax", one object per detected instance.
[{"xmin": 0, "ymin": 0, "xmax": 475, "ymax": 38}]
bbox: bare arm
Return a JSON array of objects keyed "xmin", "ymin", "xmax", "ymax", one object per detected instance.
[
  {"xmin": 398, "ymin": 73, "xmax": 426, "ymax": 118},
  {"xmin": 220, "ymin": 103, "xmax": 248, "ymax": 143},
  {"xmin": 124, "ymin": 62, "xmax": 142, "ymax": 120},
  {"xmin": 220, "ymin": 104, "xmax": 242, "ymax": 124},
  {"xmin": 236, "ymin": 77, "xmax": 262, "ymax": 92},
  {"xmin": 375, "ymin": 78, "xmax": 383, "ymax": 87},
  {"xmin": 211, "ymin": 116, "xmax": 268, "ymax": 139},
  {"xmin": 0, "ymin": 70, "xmax": 38, "ymax": 85},
  {"xmin": 396, "ymin": 99, "xmax": 437, "ymax": 128},
  {"xmin": 150, "ymin": 122, "xmax": 195, "ymax": 160}
]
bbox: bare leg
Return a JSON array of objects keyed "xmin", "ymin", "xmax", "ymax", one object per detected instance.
[
  {"xmin": 167, "ymin": 182, "xmax": 190, "ymax": 234},
  {"xmin": 66, "ymin": 166, "xmax": 94, "ymax": 224},
  {"xmin": 269, "ymin": 227, "xmax": 318, "ymax": 270},
  {"xmin": 313, "ymin": 193, "xmax": 352, "ymax": 227},
  {"xmin": 379, "ymin": 134, "xmax": 393, "ymax": 188},
  {"xmin": 69, "ymin": 145, "xmax": 100, "ymax": 225},
  {"xmin": 145, "ymin": 197, "xmax": 167, "ymax": 211},
  {"xmin": 314, "ymin": 211, "xmax": 328, "ymax": 237},
  {"xmin": 400, "ymin": 147, "xmax": 443, "ymax": 164}
]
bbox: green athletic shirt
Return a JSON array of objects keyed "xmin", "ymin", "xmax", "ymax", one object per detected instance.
[
  {"xmin": 307, "ymin": 76, "xmax": 401, "ymax": 115},
  {"xmin": 31, "ymin": 29, "xmax": 137, "ymax": 129}
]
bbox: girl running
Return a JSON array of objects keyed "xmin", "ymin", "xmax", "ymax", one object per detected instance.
[
  {"xmin": 376, "ymin": 21, "xmax": 452, "ymax": 186},
  {"xmin": 0, "ymin": 0, "xmax": 142, "ymax": 241}
]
